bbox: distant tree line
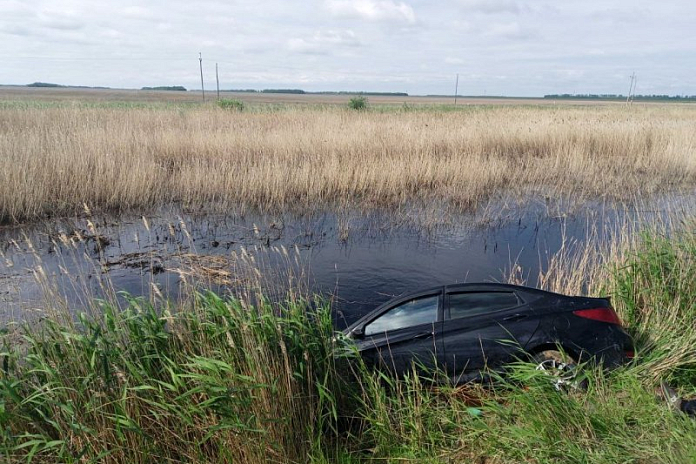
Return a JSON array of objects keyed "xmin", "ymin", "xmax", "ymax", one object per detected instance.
[
  {"xmin": 545, "ymin": 93, "xmax": 696, "ymax": 102},
  {"xmin": 26, "ymin": 82, "xmax": 185, "ymax": 92},
  {"xmin": 24, "ymin": 83, "xmax": 408, "ymax": 97},
  {"xmin": 141, "ymin": 86, "xmax": 187, "ymax": 91},
  {"xmin": 27, "ymin": 82, "xmax": 63, "ymax": 88},
  {"xmin": 224, "ymin": 89, "xmax": 306, "ymax": 94},
  {"xmin": 312, "ymin": 91, "xmax": 409, "ymax": 96},
  {"xmin": 26, "ymin": 82, "xmax": 110, "ymax": 89},
  {"xmin": 262, "ymin": 89, "xmax": 306, "ymax": 94},
  {"xmin": 224, "ymin": 89, "xmax": 409, "ymax": 96}
]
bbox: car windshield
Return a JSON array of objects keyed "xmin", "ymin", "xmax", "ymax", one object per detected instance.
[{"xmin": 364, "ymin": 295, "xmax": 438, "ymax": 335}]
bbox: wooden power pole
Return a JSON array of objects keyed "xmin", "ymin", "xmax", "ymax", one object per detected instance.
[
  {"xmin": 454, "ymin": 73, "xmax": 459, "ymax": 105},
  {"xmin": 626, "ymin": 72, "xmax": 636, "ymax": 105},
  {"xmin": 216, "ymin": 62, "xmax": 220, "ymax": 100},
  {"xmin": 199, "ymin": 52, "xmax": 205, "ymax": 101}
]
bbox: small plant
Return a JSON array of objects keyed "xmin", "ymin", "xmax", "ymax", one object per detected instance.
[
  {"xmin": 348, "ymin": 96, "xmax": 368, "ymax": 111},
  {"xmin": 217, "ymin": 98, "xmax": 245, "ymax": 111}
]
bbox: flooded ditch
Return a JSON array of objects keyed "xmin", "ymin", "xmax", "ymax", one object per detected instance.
[{"xmin": 1, "ymin": 194, "xmax": 694, "ymax": 328}]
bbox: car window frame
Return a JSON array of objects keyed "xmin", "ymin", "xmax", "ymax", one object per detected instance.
[
  {"xmin": 362, "ymin": 289, "xmax": 443, "ymax": 336},
  {"xmin": 445, "ymin": 290, "xmax": 524, "ymax": 320}
]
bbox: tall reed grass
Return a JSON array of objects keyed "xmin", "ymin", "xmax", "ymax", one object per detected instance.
[
  {"xmin": 1, "ymin": 104, "xmax": 695, "ymax": 223},
  {"xmin": 532, "ymin": 215, "xmax": 696, "ymax": 386},
  {"xmin": 0, "ymin": 293, "xmax": 349, "ymax": 463}
]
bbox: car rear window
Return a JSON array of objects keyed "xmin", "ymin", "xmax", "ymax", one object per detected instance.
[
  {"xmin": 448, "ymin": 292, "xmax": 519, "ymax": 319},
  {"xmin": 364, "ymin": 295, "xmax": 439, "ymax": 335}
]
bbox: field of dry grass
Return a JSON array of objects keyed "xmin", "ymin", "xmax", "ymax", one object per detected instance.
[
  {"xmin": 1, "ymin": 100, "xmax": 695, "ymax": 223},
  {"xmin": 0, "ymin": 85, "xmax": 621, "ymax": 105}
]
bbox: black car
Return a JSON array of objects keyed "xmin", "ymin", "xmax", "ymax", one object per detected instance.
[{"xmin": 343, "ymin": 283, "xmax": 633, "ymax": 383}]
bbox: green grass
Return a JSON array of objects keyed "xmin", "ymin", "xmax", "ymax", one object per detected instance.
[
  {"xmin": 479, "ymin": 365, "xmax": 696, "ymax": 463},
  {"xmin": 0, "ymin": 293, "xmax": 347, "ymax": 463},
  {"xmin": 216, "ymin": 99, "xmax": 245, "ymax": 111},
  {"xmin": 2, "ymin": 225, "xmax": 696, "ymax": 463},
  {"xmin": 610, "ymin": 228, "xmax": 696, "ymax": 386}
]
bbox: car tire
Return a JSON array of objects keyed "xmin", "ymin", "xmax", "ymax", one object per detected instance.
[{"xmin": 532, "ymin": 349, "xmax": 586, "ymax": 391}]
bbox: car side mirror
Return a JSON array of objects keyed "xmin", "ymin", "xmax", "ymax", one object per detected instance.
[{"xmin": 351, "ymin": 326, "xmax": 365, "ymax": 339}]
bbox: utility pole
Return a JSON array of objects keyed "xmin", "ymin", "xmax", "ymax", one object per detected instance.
[
  {"xmin": 454, "ymin": 73, "xmax": 459, "ymax": 105},
  {"xmin": 626, "ymin": 72, "xmax": 636, "ymax": 105},
  {"xmin": 631, "ymin": 75, "xmax": 638, "ymax": 103},
  {"xmin": 215, "ymin": 62, "xmax": 220, "ymax": 100},
  {"xmin": 199, "ymin": 52, "xmax": 205, "ymax": 101}
]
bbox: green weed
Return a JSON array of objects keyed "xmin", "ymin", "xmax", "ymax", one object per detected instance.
[
  {"xmin": 347, "ymin": 96, "xmax": 368, "ymax": 111},
  {"xmin": 216, "ymin": 99, "xmax": 245, "ymax": 111}
]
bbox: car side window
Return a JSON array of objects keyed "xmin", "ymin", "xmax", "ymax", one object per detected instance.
[
  {"xmin": 364, "ymin": 295, "xmax": 439, "ymax": 336},
  {"xmin": 448, "ymin": 292, "xmax": 519, "ymax": 319}
]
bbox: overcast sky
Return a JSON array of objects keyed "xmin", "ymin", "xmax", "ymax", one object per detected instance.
[{"xmin": 2, "ymin": 0, "xmax": 695, "ymax": 96}]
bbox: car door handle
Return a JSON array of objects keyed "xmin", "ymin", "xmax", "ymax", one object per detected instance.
[
  {"xmin": 502, "ymin": 313, "xmax": 528, "ymax": 322},
  {"xmin": 413, "ymin": 331, "xmax": 432, "ymax": 339}
]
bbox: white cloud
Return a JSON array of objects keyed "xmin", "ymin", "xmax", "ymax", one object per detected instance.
[
  {"xmin": 554, "ymin": 69, "xmax": 585, "ymax": 79},
  {"xmin": 0, "ymin": 24, "xmax": 32, "ymax": 36},
  {"xmin": 588, "ymin": 7, "xmax": 650, "ymax": 24},
  {"xmin": 325, "ymin": 0, "xmax": 416, "ymax": 24},
  {"xmin": 39, "ymin": 17, "xmax": 84, "ymax": 31},
  {"xmin": 121, "ymin": 6, "xmax": 153, "ymax": 20},
  {"xmin": 37, "ymin": 9, "xmax": 84, "ymax": 31},
  {"xmin": 1, "ymin": 0, "xmax": 695, "ymax": 96},
  {"xmin": 460, "ymin": 0, "xmax": 521, "ymax": 15},
  {"xmin": 288, "ymin": 30, "xmax": 362, "ymax": 55},
  {"xmin": 100, "ymin": 28, "xmax": 122, "ymax": 39},
  {"xmin": 0, "ymin": 1, "xmax": 34, "ymax": 18},
  {"xmin": 485, "ymin": 22, "xmax": 533, "ymax": 40}
]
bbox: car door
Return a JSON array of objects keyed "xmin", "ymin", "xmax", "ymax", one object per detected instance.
[
  {"xmin": 354, "ymin": 290, "xmax": 445, "ymax": 377},
  {"xmin": 441, "ymin": 289, "xmax": 540, "ymax": 381}
]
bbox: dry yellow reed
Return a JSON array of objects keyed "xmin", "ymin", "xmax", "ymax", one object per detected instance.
[{"xmin": 1, "ymin": 104, "xmax": 695, "ymax": 222}]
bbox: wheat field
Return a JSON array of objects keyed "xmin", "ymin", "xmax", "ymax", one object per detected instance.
[{"xmin": 1, "ymin": 103, "xmax": 695, "ymax": 223}]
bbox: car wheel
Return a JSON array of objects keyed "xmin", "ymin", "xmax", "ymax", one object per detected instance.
[{"xmin": 532, "ymin": 350, "xmax": 585, "ymax": 391}]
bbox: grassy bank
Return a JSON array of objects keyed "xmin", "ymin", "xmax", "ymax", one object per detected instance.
[
  {"xmin": 2, "ymin": 226, "xmax": 696, "ymax": 463},
  {"xmin": 2, "ymin": 104, "xmax": 696, "ymax": 223}
]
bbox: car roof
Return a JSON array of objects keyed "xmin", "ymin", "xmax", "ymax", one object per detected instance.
[
  {"xmin": 445, "ymin": 282, "xmax": 533, "ymax": 292},
  {"xmin": 379, "ymin": 283, "xmax": 562, "ymax": 311},
  {"xmin": 438, "ymin": 282, "xmax": 560, "ymax": 298},
  {"xmin": 346, "ymin": 283, "xmax": 562, "ymax": 331}
]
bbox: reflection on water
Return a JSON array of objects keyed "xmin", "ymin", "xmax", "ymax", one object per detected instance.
[{"xmin": 1, "ymin": 194, "xmax": 694, "ymax": 328}]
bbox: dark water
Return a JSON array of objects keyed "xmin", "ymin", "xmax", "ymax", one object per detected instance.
[{"xmin": 1, "ymin": 195, "xmax": 693, "ymax": 328}]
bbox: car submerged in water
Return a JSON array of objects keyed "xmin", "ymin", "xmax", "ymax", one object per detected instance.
[{"xmin": 342, "ymin": 283, "xmax": 634, "ymax": 384}]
